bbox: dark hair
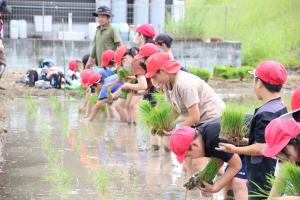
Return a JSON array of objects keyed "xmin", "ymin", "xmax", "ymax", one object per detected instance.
[
  {"xmin": 108, "ymin": 59, "xmax": 115, "ymax": 66},
  {"xmin": 287, "ymin": 135, "xmax": 300, "ymax": 166},
  {"xmin": 155, "ymin": 33, "xmax": 173, "ymax": 48},
  {"xmin": 255, "ymin": 77, "xmax": 283, "ymax": 92},
  {"xmin": 293, "ymin": 111, "xmax": 300, "ymax": 122},
  {"xmin": 125, "ymin": 47, "xmax": 139, "ymax": 57},
  {"xmin": 138, "ymin": 32, "xmax": 154, "ymax": 44},
  {"xmin": 139, "ymin": 57, "xmax": 148, "ymax": 71}
]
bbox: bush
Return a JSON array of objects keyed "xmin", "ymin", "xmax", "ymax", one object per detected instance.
[
  {"xmin": 213, "ymin": 65, "xmax": 254, "ymax": 80},
  {"xmin": 187, "ymin": 67, "xmax": 212, "ymax": 82}
]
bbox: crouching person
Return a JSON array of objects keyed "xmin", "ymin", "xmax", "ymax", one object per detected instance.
[{"xmin": 170, "ymin": 119, "xmax": 242, "ymax": 196}]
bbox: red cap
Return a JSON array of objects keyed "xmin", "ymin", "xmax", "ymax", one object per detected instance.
[
  {"xmin": 262, "ymin": 118, "xmax": 300, "ymax": 157},
  {"xmin": 280, "ymin": 87, "xmax": 300, "ymax": 119},
  {"xmin": 170, "ymin": 127, "xmax": 196, "ymax": 163},
  {"xmin": 135, "ymin": 24, "xmax": 156, "ymax": 38},
  {"xmin": 114, "ymin": 45, "xmax": 127, "ymax": 67},
  {"xmin": 80, "ymin": 69, "xmax": 93, "ymax": 87},
  {"xmin": 135, "ymin": 43, "xmax": 159, "ymax": 60},
  {"xmin": 101, "ymin": 49, "xmax": 115, "ymax": 67},
  {"xmin": 145, "ymin": 52, "xmax": 181, "ymax": 78},
  {"xmin": 69, "ymin": 59, "xmax": 78, "ymax": 71},
  {"xmin": 254, "ymin": 60, "xmax": 287, "ymax": 85},
  {"xmin": 88, "ymin": 73, "xmax": 102, "ymax": 86}
]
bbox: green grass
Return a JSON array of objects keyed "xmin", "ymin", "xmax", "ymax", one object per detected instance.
[
  {"xmin": 174, "ymin": 0, "xmax": 300, "ymax": 67},
  {"xmin": 187, "ymin": 68, "xmax": 212, "ymax": 82},
  {"xmin": 221, "ymin": 105, "xmax": 248, "ymax": 140},
  {"xmin": 184, "ymin": 159, "xmax": 219, "ymax": 190}
]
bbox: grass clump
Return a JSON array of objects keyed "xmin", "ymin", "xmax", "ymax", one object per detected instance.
[
  {"xmin": 220, "ymin": 105, "xmax": 249, "ymax": 145},
  {"xmin": 188, "ymin": 68, "xmax": 212, "ymax": 82},
  {"xmin": 184, "ymin": 159, "xmax": 219, "ymax": 190}
]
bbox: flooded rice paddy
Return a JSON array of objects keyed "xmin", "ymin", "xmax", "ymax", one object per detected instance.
[{"xmin": 0, "ymin": 96, "xmax": 224, "ymax": 200}]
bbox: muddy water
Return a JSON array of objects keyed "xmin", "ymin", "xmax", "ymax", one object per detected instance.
[{"xmin": 1, "ymin": 96, "xmax": 223, "ymax": 200}]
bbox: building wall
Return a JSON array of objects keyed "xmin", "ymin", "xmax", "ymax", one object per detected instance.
[{"xmin": 3, "ymin": 38, "xmax": 241, "ymax": 71}]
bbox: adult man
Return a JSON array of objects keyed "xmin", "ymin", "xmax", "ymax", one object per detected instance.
[{"xmin": 85, "ymin": 6, "xmax": 122, "ymax": 68}]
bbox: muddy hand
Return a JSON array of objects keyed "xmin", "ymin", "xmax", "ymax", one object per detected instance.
[
  {"xmin": 162, "ymin": 130, "xmax": 173, "ymax": 136},
  {"xmin": 183, "ymin": 175, "xmax": 197, "ymax": 190}
]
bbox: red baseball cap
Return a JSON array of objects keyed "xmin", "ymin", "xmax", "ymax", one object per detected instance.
[
  {"xmin": 69, "ymin": 59, "xmax": 78, "ymax": 71},
  {"xmin": 262, "ymin": 118, "xmax": 300, "ymax": 157},
  {"xmin": 135, "ymin": 43, "xmax": 159, "ymax": 60},
  {"xmin": 88, "ymin": 73, "xmax": 102, "ymax": 86},
  {"xmin": 101, "ymin": 49, "xmax": 115, "ymax": 67},
  {"xmin": 280, "ymin": 87, "xmax": 300, "ymax": 119},
  {"xmin": 170, "ymin": 126, "xmax": 196, "ymax": 163},
  {"xmin": 114, "ymin": 45, "xmax": 127, "ymax": 67},
  {"xmin": 135, "ymin": 24, "xmax": 156, "ymax": 38},
  {"xmin": 145, "ymin": 52, "xmax": 181, "ymax": 78},
  {"xmin": 252, "ymin": 60, "xmax": 287, "ymax": 85},
  {"xmin": 80, "ymin": 69, "xmax": 93, "ymax": 87}
]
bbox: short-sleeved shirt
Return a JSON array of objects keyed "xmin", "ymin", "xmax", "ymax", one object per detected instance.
[
  {"xmin": 195, "ymin": 118, "xmax": 233, "ymax": 162},
  {"xmin": 246, "ymin": 98, "xmax": 287, "ymax": 199},
  {"xmin": 132, "ymin": 58, "xmax": 153, "ymax": 90},
  {"xmin": 164, "ymin": 70, "xmax": 225, "ymax": 124},
  {"xmin": 90, "ymin": 24, "xmax": 122, "ymax": 65}
]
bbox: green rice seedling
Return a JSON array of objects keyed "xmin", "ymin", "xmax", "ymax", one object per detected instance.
[
  {"xmin": 275, "ymin": 162, "xmax": 300, "ymax": 196},
  {"xmin": 92, "ymin": 169, "xmax": 109, "ymax": 194},
  {"xmin": 148, "ymin": 102, "xmax": 176, "ymax": 136},
  {"xmin": 187, "ymin": 67, "xmax": 212, "ymax": 82},
  {"xmin": 50, "ymin": 96, "xmax": 62, "ymax": 112},
  {"xmin": 75, "ymin": 87, "xmax": 87, "ymax": 98},
  {"xmin": 117, "ymin": 68, "xmax": 131, "ymax": 81},
  {"xmin": 152, "ymin": 92, "xmax": 166, "ymax": 104},
  {"xmin": 237, "ymin": 66, "xmax": 255, "ymax": 81},
  {"xmin": 220, "ymin": 105, "xmax": 249, "ymax": 145},
  {"xmin": 25, "ymin": 96, "xmax": 38, "ymax": 117},
  {"xmin": 249, "ymin": 174, "xmax": 274, "ymax": 199},
  {"xmin": 138, "ymin": 100, "xmax": 153, "ymax": 126},
  {"xmin": 184, "ymin": 159, "xmax": 219, "ymax": 190},
  {"xmin": 89, "ymin": 95, "xmax": 98, "ymax": 105}
]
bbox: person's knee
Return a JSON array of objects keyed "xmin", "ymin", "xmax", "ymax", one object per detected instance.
[{"xmin": 231, "ymin": 177, "xmax": 247, "ymax": 191}]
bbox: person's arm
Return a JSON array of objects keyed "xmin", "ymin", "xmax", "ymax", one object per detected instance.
[
  {"xmin": 113, "ymin": 27, "xmax": 122, "ymax": 47},
  {"xmin": 267, "ymin": 185, "xmax": 280, "ymax": 200},
  {"xmin": 200, "ymin": 154, "xmax": 242, "ymax": 193},
  {"xmin": 121, "ymin": 75, "xmax": 147, "ymax": 91},
  {"xmin": 181, "ymin": 103, "xmax": 201, "ymax": 126},
  {"xmin": 216, "ymin": 142, "xmax": 265, "ymax": 156}
]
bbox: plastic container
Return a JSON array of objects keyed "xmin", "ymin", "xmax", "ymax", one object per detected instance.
[
  {"xmin": 34, "ymin": 15, "xmax": 52, "ymax": 32},
  {"xmin": 9, "ymin": 20, "xmax": 19, "ymax": 39},
  {"xmin": 18, "ymin": 20, "xmax": 27, "ymax": 38}
]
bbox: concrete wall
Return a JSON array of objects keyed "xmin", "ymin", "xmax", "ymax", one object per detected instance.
[{"xmin": 3, "ymin": 38, "xmax": 241, "ymax": 71}]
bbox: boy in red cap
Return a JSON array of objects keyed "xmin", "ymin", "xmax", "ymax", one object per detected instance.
[
  {"xmin": 170, "ymin": 120, "xmax": 242, "ymax": 194},
  {"xmin": 262, "ymin": 117, "xmax": 300, "ymax": 199},
  {"xmin": 280, "ymin": 86, "xmax": 300, "ymax": 122},
  {"xmin": 217, "ymin": 60, "xmax": 288, "ymax": 199},
  {"xmin": 134, "ymin": 24, "xmax": 156, "ymax": 46},
  {"xmin": 146, "ymin": 52, "xmax": 225, "ymax": 170}
]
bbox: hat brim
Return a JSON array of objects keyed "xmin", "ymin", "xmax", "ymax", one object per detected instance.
[
  {"xmin": 145, "ymin": 71, "xmax": 157, "ymax": 78},
  {"xmin": 176, "ymin": 152, "xmax": 187, "ymax": 164},
  {"xmin": 280, "ymin": 109, "xmax": 300, "ymax": 119},
  {"xmin": 262, "ymin": 139, "xmax": 290, "ymax": 158},
  {"xmin": 93, "ymin": 12, "xmax": 112, "ymax": 17}
]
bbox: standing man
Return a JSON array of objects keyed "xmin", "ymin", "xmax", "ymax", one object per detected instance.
[{"xmin": 85, "ymin": 6, "xmax": 122, "ymax": 69}]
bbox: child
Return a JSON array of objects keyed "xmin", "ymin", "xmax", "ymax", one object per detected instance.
[
  {"xmin": 217, "ymin": 60, "xmax": 288, "ymax": 200},
  {"xmin": 134, "ymin": 23, "xmax": 156, "ymax": 45},
  {"xmin": 145, "ymin": 52, "xmax": 225, "ymax": 170},
  {"xmin": 170, "ymin": 119, "xmax": 242, "ymax": 194},
  {"xmin": 87, "ymin": 50, "xmax": 124, "ymax": 121},
  {"xmin": 155, "ymin": 33, "xmax": 174, "ymax": 59}
]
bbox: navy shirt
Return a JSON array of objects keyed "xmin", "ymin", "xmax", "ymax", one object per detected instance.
[
  {"xmin": 195, "ymin": 118, "xmax": 233, "ymax": 162},
  {"xmin": 246, "ymin": 98, "xmax": 287, "ymax": 200}
]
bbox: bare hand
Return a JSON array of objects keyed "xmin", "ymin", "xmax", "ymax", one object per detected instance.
[
  {"xmin": 162, "ymin": 130, "xmax": 173, "ymax": 136},
  {"xmin": 215, "ymin": 143, "xmax": 237, "ymax": 153}
]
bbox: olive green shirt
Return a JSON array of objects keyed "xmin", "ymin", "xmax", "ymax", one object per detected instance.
[{"xmin": 90, "ymin": 24, "xmax": 122, "ymax": 65}]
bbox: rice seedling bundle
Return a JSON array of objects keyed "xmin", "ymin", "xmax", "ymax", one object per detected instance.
[
  {"xmin": 220, "ymin": 106, "xmax": 249, "ymax": 146},
  {"xmin": 117, "ymin": 68, "xmax": 131, "ymax": 81},
  {"xmin": 275, "ymin": 162, "xmax": 300, "ymax": 196},
  {"xmin": 184, "ymin": 159, "xmax": 219, "ymax": 190},
  {"xmin": 89, "ymin": 95, "xmax": 98, "ymax": 105}
]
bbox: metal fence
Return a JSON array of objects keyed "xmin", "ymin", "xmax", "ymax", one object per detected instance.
[{"xmin": 8, "ymin": 0, "xmax": 96, "ymax": 24}]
